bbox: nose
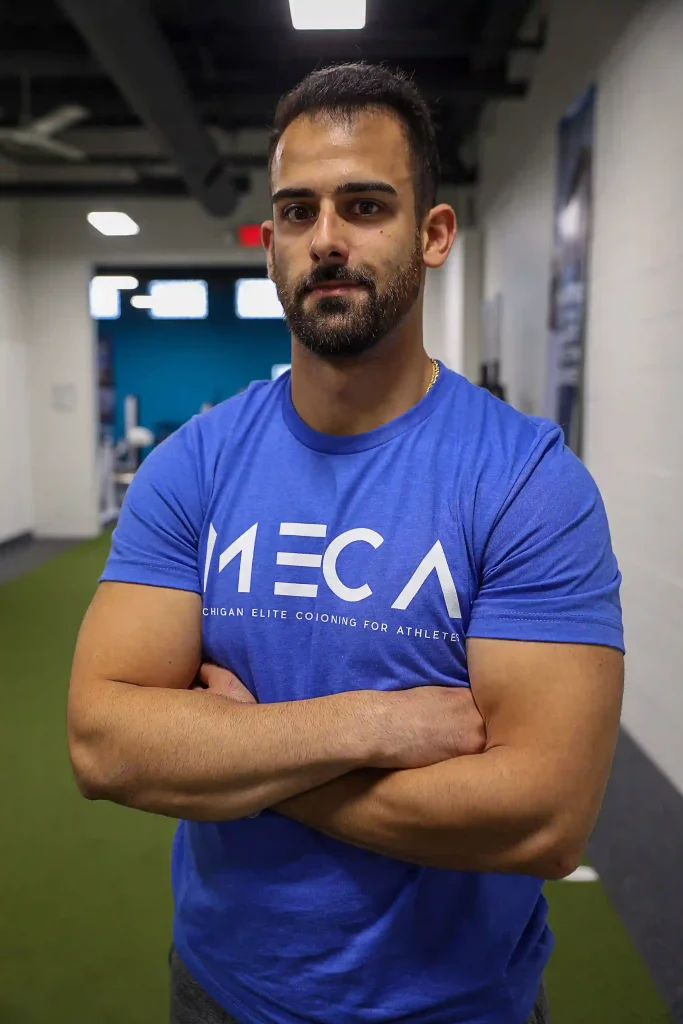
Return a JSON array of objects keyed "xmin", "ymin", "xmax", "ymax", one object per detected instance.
[{"xmin": 309, "ymin": 202, "xmax": 350, "ymax": 266}]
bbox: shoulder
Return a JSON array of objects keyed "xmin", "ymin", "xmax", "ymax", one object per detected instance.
[
  {"xmin": 438, "ymin": 373, "xmax": 606, "ymax": 551},
  {"xmin": 441, "ymin": 371, "xmax": 566, "ymax": 495}
]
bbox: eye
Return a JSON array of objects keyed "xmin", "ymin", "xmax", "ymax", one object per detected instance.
[
  {"xmin": 353, "ymin": 200, "xmax": 381, "ymax": 216},
  {"xmin": 283, "ymin": 205, "xmax": 313, "ymax": 222}
]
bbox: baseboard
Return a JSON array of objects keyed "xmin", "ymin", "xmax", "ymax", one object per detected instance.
[{"xmin": 0, "ymin": 530, "xmax": 34, "ymax": 553}]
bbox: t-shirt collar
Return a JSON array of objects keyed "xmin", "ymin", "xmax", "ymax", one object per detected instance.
[{"xmin": 281, "ymin": 360, "xmax": 454, "ymax": 454}]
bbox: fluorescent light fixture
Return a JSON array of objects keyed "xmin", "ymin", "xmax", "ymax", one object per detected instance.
[
  {"xmin": 87, "ymin": 211, "xmax": 140, "ymax": 236},
  {"xmin": 102, "ymin": 275, "xmax": 138, "ymax": 290},
  {"xmin": 131, "ymin": 295, "xmax": 153, "ymax": 309},
  {"xmin": 148, "ymin": 280, "xmax": 208, "ymax": 319},
  {"xmin": 289, "ymin": 0, "xmax": 365, "ymax": 30},
  {"xmin": 236, "ymin": 278, "xmax": 284, "ymax": 319},
  {"xmin": 89, "ymin": 275, "xmax": 139, "ymax": 319}
]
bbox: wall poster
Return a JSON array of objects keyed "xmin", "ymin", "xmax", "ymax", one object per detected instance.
[{"xmin": 546, "ymin": 84, "xmax": 596, "ymax": 456}]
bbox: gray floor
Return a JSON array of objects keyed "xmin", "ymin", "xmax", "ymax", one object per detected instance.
[
  {"xmin": 588, "ymin": 730, "xmax": 683, "ymax": 1022},
  {"xmin": 0, "ymin": 532, "xmax": 81, "ymax": 585}
]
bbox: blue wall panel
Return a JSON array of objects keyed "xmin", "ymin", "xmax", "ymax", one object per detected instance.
[{"xmin": 96, "ymin": 267, "xmax": 290, "ymax": 444}]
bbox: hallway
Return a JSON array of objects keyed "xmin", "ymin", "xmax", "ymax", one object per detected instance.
[{"xmin": 0, "ymin": 538, "xmax": 672, "ymax": 1023}]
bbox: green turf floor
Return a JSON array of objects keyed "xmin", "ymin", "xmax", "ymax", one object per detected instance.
[{"xmin": 0, "ymin": 532, "xmax": 672, "ymax": 1023}]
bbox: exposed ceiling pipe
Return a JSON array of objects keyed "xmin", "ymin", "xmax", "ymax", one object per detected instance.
[{"xmin": 55, "ymin": 0, "xmax": 238, "ymax": 217}]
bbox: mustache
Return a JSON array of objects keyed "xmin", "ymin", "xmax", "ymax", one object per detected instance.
[{"xmin": 296, "ymin": 265, "xmax": 376, "ymax": 299}]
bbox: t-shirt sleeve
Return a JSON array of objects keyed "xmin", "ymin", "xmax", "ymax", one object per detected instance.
[
  {"xmin": 100, "ymin": 419, "xmax": 204, "ymax": 594},
  {"xmin": 467, "ymin": 427, "xmax": 624, "ymax": 653}
]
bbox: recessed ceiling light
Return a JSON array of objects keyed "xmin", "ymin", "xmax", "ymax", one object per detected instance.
[
  {"xmin": 289, "ymin": 0, "xmax": 366, "ymax": 30},
  {"xmin": 87, "ymin": 211, "xmax": 140, "ymax": 236}
]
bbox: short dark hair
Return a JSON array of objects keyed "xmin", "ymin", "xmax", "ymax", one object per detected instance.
[{"xmin": 269, "ymin": 62, "xmax": 440, "ymax": 217}]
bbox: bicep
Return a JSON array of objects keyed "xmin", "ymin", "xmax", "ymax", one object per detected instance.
[
  {"xmin": 70, "ymin": 581, "xmax": 202, "ymax": 696},
  {"xmin": 467, "ymin": 637, "xmax": 624, "ymax": 822}
]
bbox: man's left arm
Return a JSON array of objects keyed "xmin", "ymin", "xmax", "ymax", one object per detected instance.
[{"xmin": 273, "ymin": 638, "xmax": 623, "ymax": 879}]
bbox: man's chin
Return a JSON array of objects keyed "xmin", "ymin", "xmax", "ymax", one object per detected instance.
[{"xmin": 295, "ymin": 329, "xmax": 382, "ymax": 359}]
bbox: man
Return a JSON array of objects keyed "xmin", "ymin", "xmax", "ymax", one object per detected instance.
[{"xmin": 68, "ymin": 63, "xmax": 624, "ymax": 1024}]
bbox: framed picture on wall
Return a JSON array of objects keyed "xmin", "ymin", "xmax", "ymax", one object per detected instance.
[{"xmin": 546, "ymin": 84, "xmax": 596, "ymax": 457}]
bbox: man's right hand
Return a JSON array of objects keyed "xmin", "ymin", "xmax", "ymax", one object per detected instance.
[{"xmin": 370, "ymin": 685, "xmax": 486, "ymax": 770}]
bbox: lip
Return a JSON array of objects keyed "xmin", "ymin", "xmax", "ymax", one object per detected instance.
[{"xmin": 307, "ymin": 282, "xmax": 364, "ymax": 296}]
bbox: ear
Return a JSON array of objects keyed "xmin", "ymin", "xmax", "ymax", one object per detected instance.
[
  {"xmin": 422, "ymin": 204, "xmax": 457, "ymax": 270},
  {"xmin": 261, "ymin": 220, "xmax": 275, "ymax": 280}
]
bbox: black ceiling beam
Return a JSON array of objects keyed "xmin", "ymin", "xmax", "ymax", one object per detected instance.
[
  {"xmin": 473, "ymin": 0, "xmax": 535, "ymax": 69},
  {"xmin": 0, "ymin": 161, "xmax": 477, "ymax": 196},
  {"xmin": 87, "ymin": 153, "xmax": 268, "ymax": 170},
  {"xmin": 0, "ymin": 63, "xmax": 525, "ymax": 100},
  {"xmin": 0, "ymin": 71, "xmax": 527, "ymax": 128},
  {"xmin": 0, "ymin": 30, "xmax": 542, "ymax": 81},
  {"xmin": 54, "ymin": 0, "xmax": 239, "ymax": 217},
  {"xmin": 0, "ymin": 177, "xmax": 252, "ymax": 199},
  {"xmin": 426, "ymin": 0, "xmax": 480, "ymax": 40},
  {"xmin": 0, "ymin": 25, "xmax": 87, "ymax": 53},
  {"xmin": 0, "ymin": 180, "xmax": 193, "ymax": 198},
  {"xmin": 181, "ymin": 68, "xmax": 528, "ymax": 101},
  {"xmin": 0, "ymin": 54, "xmax": 102, "ymax": 78},
  {"xmin": 4, "ymin": 152, "xmax": 269, "ymax": 170},
  {"xmin": 167, "ymin": 28, "xmax": 539, "ymax": 63}
]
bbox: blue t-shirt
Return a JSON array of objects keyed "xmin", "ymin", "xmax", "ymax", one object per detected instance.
[{"xmin": 102, "ymin": 365, "xmax": 623, "ymax": 1024}]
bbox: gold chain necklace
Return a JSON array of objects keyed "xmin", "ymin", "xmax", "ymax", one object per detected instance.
[{"xmin": 426, "ymin": 357, "xmax": 440, "ymax": 393}]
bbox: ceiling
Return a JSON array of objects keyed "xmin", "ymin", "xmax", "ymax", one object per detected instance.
[{"xmin": 0, "ymin": 0, "xmax": 545, "ymax": 214}]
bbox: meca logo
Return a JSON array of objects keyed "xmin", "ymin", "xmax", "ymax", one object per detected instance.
[{"xmin": 203, "ymin": 521, "xmax": 462, "ymax": 619}]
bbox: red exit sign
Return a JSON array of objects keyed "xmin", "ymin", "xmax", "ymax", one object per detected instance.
[{"xmin": 238, "ymin": 224, "xmax": 263, "ymax": 248}]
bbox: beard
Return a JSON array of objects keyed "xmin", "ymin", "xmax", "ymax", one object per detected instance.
[{"xmin": 271, "ymin": 238, "xmax": 423, "ymax": 358}]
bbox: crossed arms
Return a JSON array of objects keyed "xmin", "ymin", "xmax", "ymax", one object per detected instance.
[{"xmin": 67, "ymin": 582, "xmax": 623, "ymax": 880}]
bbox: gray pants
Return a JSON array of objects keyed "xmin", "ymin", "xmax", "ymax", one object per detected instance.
[{"xmin": 170, "ymin": 947, "xmax": 551, "ymax": 1024}]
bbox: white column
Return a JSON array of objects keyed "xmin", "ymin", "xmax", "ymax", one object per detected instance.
[
  {"xmin": 0, "ymin": 202, "xmax": 33, "ymax": 543},
  {"xmin": 23, "ymin": 254, "xmax": 100, "ymax": 538}
]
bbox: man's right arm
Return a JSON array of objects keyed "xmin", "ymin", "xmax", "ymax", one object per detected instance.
[{"xmin": 67, "ymin": 581, "xmax": 400, "ymax": 821}]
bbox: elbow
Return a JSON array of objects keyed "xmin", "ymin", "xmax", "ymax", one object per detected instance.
[
  {"xmin": 67, "ymin": 697, "xmax": 129, "ymax": 802},
  {"xmin": 69, "ymin": 743, "xmax": 106, "ymax": 801},
  {"xmin": 68, "ymin": 731, "xmax": 121, "ymax": 803},
  {"xmin": 528, "ymin": 826, "xmax": 585, "ymax": 881},
  {"xmin": 536, "ymin": 845, "xmax": 583, "ymax": 882}
]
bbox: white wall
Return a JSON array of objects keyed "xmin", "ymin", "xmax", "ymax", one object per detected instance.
[
  {"xmin": 20, "ymin": 174, "xmax": 271, "ymax": 538},
  {"xmin": 424, "ymin": 229, "xmax": 481, "ymax": 381},
  {"xmin": 0, "ymin": 202, "xmax": 33, "ymax": 544},
  {"xmin": 480, "ymin": 0, "xmax": 645, "ymax": 415},
  {"xmin": 585, "ymin": 0, "xmax": 683, "ymax": 794},
  {"xmin": 480, "ymin": 0, "xmax": 683, "ymax": 793}
]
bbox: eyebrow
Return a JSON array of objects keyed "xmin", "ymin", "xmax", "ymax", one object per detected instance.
[{"xmin": 271, "ymin": 181, "xmax": 398, "ymax": 204}]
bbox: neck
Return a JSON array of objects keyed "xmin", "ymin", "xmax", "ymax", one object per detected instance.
[{"xmin": 289, "ymin": 316, "xmax": 434, "ymax": 436}]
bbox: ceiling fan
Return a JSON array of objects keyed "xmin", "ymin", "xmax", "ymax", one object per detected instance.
[{"xmin": 0, "ymin": 76, "xmax": 90, "ymax": 161}]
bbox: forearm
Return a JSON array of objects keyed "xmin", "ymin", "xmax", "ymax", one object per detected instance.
[
  {"xmin": 68, "ymin": 681, "xmax": 383, "ymax": 821},
  {"xmin": 276, "ymin": 747, "xmax": 578, "ymax": 879}
]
